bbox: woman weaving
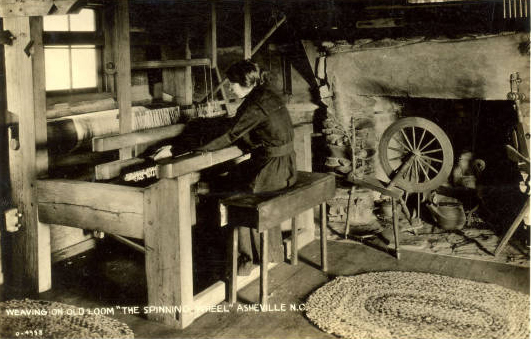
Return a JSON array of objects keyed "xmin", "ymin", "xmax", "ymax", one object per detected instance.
[
  {"xmin": 152, "ymin": 60, "xmax": 296, "ymax": 275},
  {"xmin": 197, "ymin": 60, "xmax": 297, "ymax": 276}
]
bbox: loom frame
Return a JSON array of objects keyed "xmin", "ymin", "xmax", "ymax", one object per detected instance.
[{"xmin": 2, "ymin": 0, "xmax": 314, "ymax": 330}]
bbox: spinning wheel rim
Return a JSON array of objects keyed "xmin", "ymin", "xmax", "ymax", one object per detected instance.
[{"xmin": 378, "ymin": 117, "xmax": 454, "ymax": 193}]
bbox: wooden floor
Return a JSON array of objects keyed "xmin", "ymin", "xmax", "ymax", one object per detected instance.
[{"xmin": 35, "ymin": 240, "xmax": 529, "ymax": 339}]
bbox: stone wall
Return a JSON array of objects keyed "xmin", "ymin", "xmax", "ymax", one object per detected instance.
[{"xmin": 321, "ymin": 32, "xmax": 530, "ymax": 180}]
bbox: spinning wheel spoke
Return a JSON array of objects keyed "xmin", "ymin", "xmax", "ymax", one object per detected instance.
[
  {"xmin": 421, "ymin": 148, "xmax": 443, "ymax": 155},
  {"xmin": 392, "ymin": 136, "xmax": 412, "ymax": 152},
  {"xmin": 400, "ymin": 128, "xmax": 415, "ymax": 151},
  {"xmin": 389, "ymin": 155, "xmax": 404, "ymax": 161},
  {"xmin": 412, "ymin": 126, "xmax": 416, "ymax": 149},
  {"xmin": 419, "ymin": 136, "xmax": 437, "ymax": 152},
  {"xmin": 420, "ymin": 155, "xmax": 443, "ymax": 163},
  {"xmin": 417, "ymin": 128, "xmax": 427, "ymax": 150},
  {"xmin": 418, "ymin": 157, "xmax": 439, "ymax": 174},
  {"xmin": 417, "ymin": 159, "xmax": 430, "ymax": 180}
]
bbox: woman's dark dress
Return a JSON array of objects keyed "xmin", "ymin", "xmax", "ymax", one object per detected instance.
[{"xmin": 198, "ymin": 85, "xmax": 297, "ymax": 263}]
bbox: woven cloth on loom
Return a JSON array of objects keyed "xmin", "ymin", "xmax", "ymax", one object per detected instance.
[
  {"xmin": 305, "ymin": 271, "xmax": 529, "ymax": 339},
  {"xmin": 48, "ymin": 106, "xmax": 181, "ymax": 152},
  {"xmin": 0, "ymin": 299, "xmax": 134, "ymax": 339}
]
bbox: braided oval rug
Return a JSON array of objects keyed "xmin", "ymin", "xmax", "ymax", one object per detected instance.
[
  {"xmin": 305, "ymin": 271, "xmax": 529, "ymax": 339},
  {"xmin": 0, "ymin": 299, "xmax": 134, "ymax": 339}
]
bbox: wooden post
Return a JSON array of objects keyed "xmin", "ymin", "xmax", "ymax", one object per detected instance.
[
  {"xmin": 291, "ymin": 217, "xmax": 298, "ymax": 265},
  {"xmin": 164, "ymin": 31, "xmax": 193, "ymax": 106},
  {"xmin": 183, "ymin": 34, "xmax": 193, "ymax": 105},
  {"xmin": 207, "ymin": 0, "xmax": 230, "ymax": 114},
  {"xmin": 4, "ymin": 16, "xmax": 51, "ymax": 295},
  {"xmin": 143, "ymin": 175, "xmax": 195, "ymax": 329},
  {"xmin": 260, "ymin": 230, "xmax": 268, "ymax": 306},
  {"xmin": 320, "ymin": 202, "xmax": 328, "ymax": 272},
  {"xmin": 243, "ymin": 0, "xmax": 251, "ymax": 59},
  {"xmin": 209, "ymin": 1, "xmax": 217, "ymax": 69},
  {"xmin": 102, "ymin": 6, "xmax": 115, "ymax": 93},
  {"xmin": 291, "ymin": 124, "xmax": 315, "ymax": 248},
  {"xmin": 229, "ymin": 226, "xmax": 238, "ymax": 304},
  {"xmin": 113, "ymin": 0, "xmax": 133, "ymax": 159},
  {"xmin": 392, "ymin": 198, "xmax": 400, "ymax": 259}
]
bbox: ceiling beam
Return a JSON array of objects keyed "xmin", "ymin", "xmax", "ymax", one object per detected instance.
[{"xmin": 0, "ymin": 0, "xmax": 85, "ymax": 18}]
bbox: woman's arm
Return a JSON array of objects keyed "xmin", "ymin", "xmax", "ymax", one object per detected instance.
[{"xmin": 196, "ymin": 104, "xmax": 266, "ymax": 151}]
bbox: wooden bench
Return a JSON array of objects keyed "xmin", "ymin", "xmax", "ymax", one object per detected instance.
[{"xmin": 221, "ymin": 171, "xmax": 336, "ymax": 306}]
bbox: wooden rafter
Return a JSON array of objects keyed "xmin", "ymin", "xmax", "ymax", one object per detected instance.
[
  {"xmin": 199, "ymin": 9, "xmax": 287, "ymax": 102},
  {"xmin": 244, "ymin": 0, "xmax": 252, "ymax": 59},
  {"xmin": 0, "ymin": 0, "xmax": 84, "ymax": 18}
]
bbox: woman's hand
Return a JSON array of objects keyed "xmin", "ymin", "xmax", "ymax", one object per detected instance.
[{"xmin": 152, "ymin": 145, "xmax": 173, "ymax": 161}]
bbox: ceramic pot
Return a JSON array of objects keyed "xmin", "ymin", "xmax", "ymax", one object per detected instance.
[
  {"xmin": 427, "ymin": 202, "xmax": 466, "ymax": 230},
  {"xmin": 347, "ymin": 189, "xmax": 376, "ymax": 226},
  {"xmin": 328, "ymin": 144, "xmax": 351, "ymax": 159}
]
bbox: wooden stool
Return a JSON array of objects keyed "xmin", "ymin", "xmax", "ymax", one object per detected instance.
[{"xmin": 221, "ymin": 171, "xmax": 335, "ymax": 306}]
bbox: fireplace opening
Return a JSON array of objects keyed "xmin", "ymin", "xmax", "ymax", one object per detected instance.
[
  {"xmin": 324, "ymin": 95, "xmax": 528, "ymax": 250},
  {"xmin": 389, "ymin": 98, "xmax": 526, "ymax": 231}
]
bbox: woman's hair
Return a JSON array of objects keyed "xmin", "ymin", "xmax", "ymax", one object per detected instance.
[{"xmin": 226, "ymin": 59, "xmax": 267, "ymax": 87}]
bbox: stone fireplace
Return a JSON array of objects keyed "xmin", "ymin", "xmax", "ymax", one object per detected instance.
[{"xmin": 319, "ymin": 32, "xmax": 530, "ymax": 230}]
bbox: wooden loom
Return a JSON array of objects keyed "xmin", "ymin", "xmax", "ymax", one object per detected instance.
[{"xmin": 2, "ymin": 0, "xmax": 314, "ymax": 330}]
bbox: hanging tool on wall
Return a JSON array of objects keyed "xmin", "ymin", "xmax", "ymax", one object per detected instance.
[{"xmin": 507, "ymin": 72, "xmax": 529, "ymax": 161}]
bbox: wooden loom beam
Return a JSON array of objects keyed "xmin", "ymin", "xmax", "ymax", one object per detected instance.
[
  {"xmin": 132, "ymin": 58, "xmax": 211, "ymax": 70},
  {"xmin": 37, "ymin": 180, "xmax": 145, "ymax": 239},
  {"xmin": 157, "ymin": 146, "xmax": 246, "ymax": 179},
  {"xmin": 4, "ymin": 16, "xmax": 51, "ymax": 295},
  {"xmin": 92, "ymin": 124, "xmax": 187, "ymax": 152}
]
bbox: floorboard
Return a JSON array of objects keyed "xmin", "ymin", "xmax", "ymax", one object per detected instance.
[{"xmin": 8, "ymin": 239, "xmax": 526, "ymax": 339}]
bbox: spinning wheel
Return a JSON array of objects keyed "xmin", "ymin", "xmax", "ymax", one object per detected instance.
[{"xmin": 379, "ymin": 117, "xmax": 454, "ymax": 193}]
